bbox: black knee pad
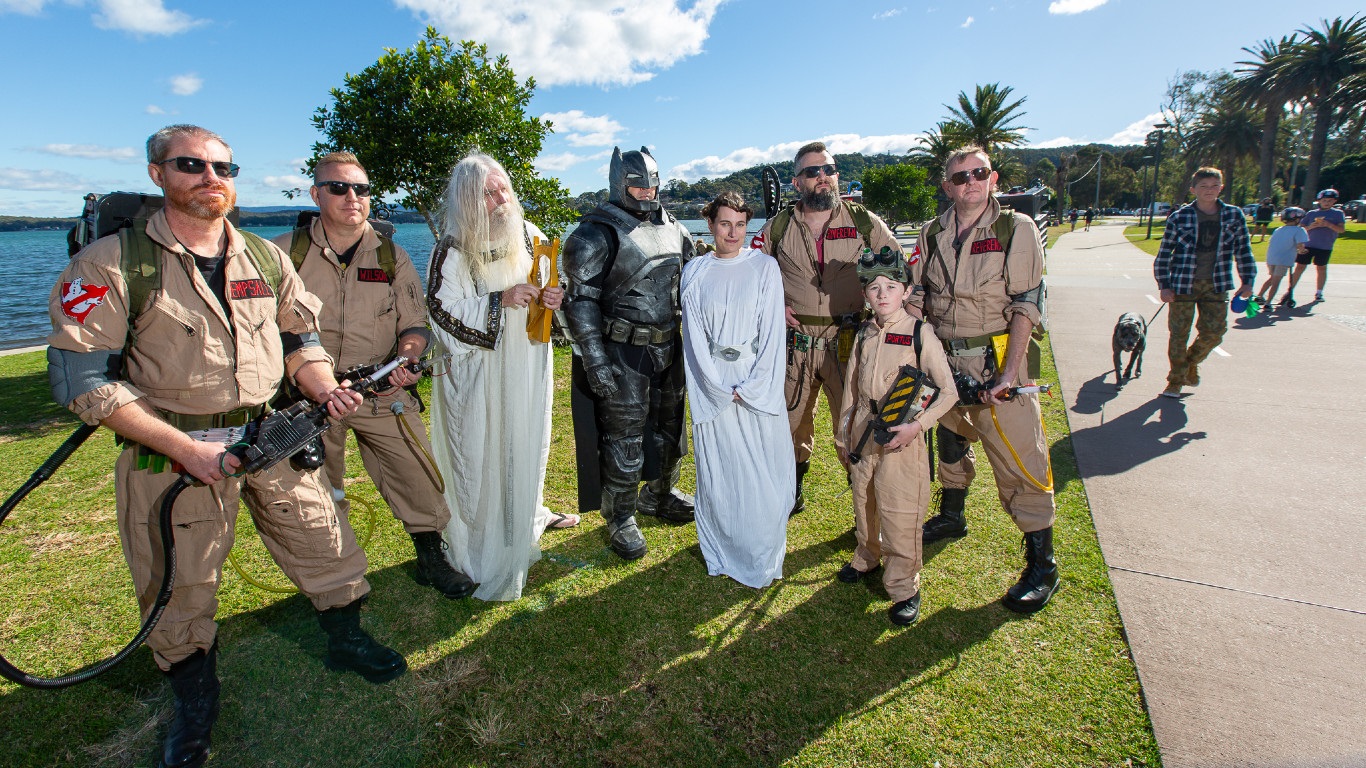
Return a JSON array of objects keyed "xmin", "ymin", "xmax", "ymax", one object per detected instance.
[{"xmin": 937, "ymin": 424, "xmax": 971, "ymax": 464}]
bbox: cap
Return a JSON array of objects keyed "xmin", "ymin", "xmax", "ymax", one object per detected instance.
[
  {"xmin": 1316, "ymin": 188, "xmax": 1339, "ymax": 200},
  {"xmin": 1281, "ymin": 206, "xmax": 1304, "ymax": 222},
  {"xmin": 856, "ymin": 245, "xmax": 911, "ymax": 286}
]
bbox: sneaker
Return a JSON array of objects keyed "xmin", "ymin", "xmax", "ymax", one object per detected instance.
[
  {"xmin": 1280, "ymin": 295, "xmax": 1296, "ymax": 309},
  {"xmin": 1315, "ymin": 291, "xmax": 1324, "ymax": 301},
  {"xmin": 1161, "ymin": 382, "xmax": 1183, "ymax": 399}
]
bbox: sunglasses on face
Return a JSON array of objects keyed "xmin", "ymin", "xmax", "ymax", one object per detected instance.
[
  {"xmin": 315, "ymin": 181, "xmax": 372, "ymax": 197},
  {"xmin": 797, "ymin": 163, "xmax": 837, "ymax": 179},
  {"xmin": 948, "ymin": 166, "xmax": 992, "ymax": 186},
  {"xmin": 160, "ymin": 156, "xmax": 240, "ymax": 179}
]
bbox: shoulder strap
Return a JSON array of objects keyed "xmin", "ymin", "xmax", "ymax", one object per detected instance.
[
  {"xmin": 239, "ymin": 230, "xmax": 283, "ymax": 295},
  {"xmin": 914, "ymin": 318, "xmax": 923, "ymax": 359},
  {"xmin": 921, "ymin": 217, "xmax": 944, "ymax": 264},
  {"xmin": 288, "ymin": 226, "xmax": 310, "ymax": 271},
  {"xmin": 994, "ymin": 210, "xmax": 1015, "ymax": 254},
  {"xmin": 845, "ymin": 202, "xmax": 875, "ymax": 250},
  {"xmin": 119, "ymin": 219, "xmax": 160, "ymax": 322},
  {"xmin": 376, "ymin": 235, "xmax": 397, "ymax": 281},
  {"xmin": 768, "ymin": 207, "xmax": 793, "ymax": 253}
]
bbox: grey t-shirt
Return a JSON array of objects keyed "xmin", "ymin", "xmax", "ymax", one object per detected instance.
[{"xmin": 1193, "ymin": 208, "xmax": 1220, "ymax": 281}]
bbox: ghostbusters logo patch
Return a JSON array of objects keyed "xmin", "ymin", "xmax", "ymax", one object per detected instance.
[
  {"xmin": 750, "ymin": 233, "xmax": 766, "ymax": 250},
  {"xmin": 970, "ymin": 238, "xmax": 1004, "ymax": 255},
  {"xmin": 884, "ymin": 333, "xmax": 916, "ymax": 347},
  {"xmin": 229, "ymin": 279, "xmax": 275, "ymax": 300},
  {"xmin": 60, "ymin": 277, "xmax": 111, "ymax": 325},
  {"xmin": 907, "ymin": 245, "xmax": 921, "ymax": 266},
  {"xmin": 356, "ymin": 268, "xmax": 391, "ymax": 284}
]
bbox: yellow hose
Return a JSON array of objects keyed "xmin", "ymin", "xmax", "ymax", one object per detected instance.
[
  {"xmin": 988, "ymin": 401, "xmax": 1054, "ymax": 493},
  {"xmin": 226, "ymin": 493, "xmax": 379, "ymax": 594}
]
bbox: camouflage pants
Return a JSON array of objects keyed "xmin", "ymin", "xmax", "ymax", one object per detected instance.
[{"xmin": 1167, "ymin": 279, "xmax": 1227, "ymax": 385}]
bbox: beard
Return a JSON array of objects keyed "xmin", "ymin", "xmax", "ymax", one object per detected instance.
[
  {"xmin": 801, "ymin": 185, "xmax": 839, "ymax": 212},
  {"xmin": 469, "ymin": 201, "xmax": 529, "ymax": 291},
  {"xmin": 170, "ymin": 182, "xmax": 235, "ymax": 221}
]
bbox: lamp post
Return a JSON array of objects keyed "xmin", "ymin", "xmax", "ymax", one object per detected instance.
[
  {"xmin": 1139, "ymin": 155, "xmax": 1154, "ymax": 224},
  {"xmin": 1145, "ymin": 122, "xmax": 1171, "ymax": 240}
]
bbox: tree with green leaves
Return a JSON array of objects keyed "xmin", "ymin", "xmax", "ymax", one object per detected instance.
[
  {"xmin": 1233, "ymin": 35, "xmax": 1300, "ymax": 200},
  {"xmin": 1187, "ymin": 93, "xmax": 1262, "ymax": 201},
  {"xmin": 1278, "ymin": 14, "xmax": 1366, "ymax": 207},
  {"xmin": 306, "ymin": 27, "xmax": 574, "ymax": 238},
  {"xmin": 942, "ymin": 83, "xmax": 1031, "ymax": 156},
  {"xmin": 861, "ymin": 163, "xmax": 936, "ymax": 232}
]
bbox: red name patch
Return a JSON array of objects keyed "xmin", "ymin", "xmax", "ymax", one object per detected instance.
[
  {"xmin": 884, "ymin": 333, "xmax": 916, "ymax": 347},
  {"xmin": 825, "ymin": 226, "xmax": 858, "ymax": 240},
  {"xmin": 356, "ymin": 268, "xmax": 390, "ymax": 283},
  {"xmin": 970, "ymin": 238, "xmax": 1004, "ymax": 255},
  {"xmin": 229, "ymin": 279, "xmax": 274, "ymax": 300},
  {"xmin": 60, "ymin": 278, "xmax": 110, "ymax": 325}
]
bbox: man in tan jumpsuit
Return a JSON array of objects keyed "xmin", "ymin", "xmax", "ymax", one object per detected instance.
[
  {"xmin": 271, "ymin": 151, "xmax": 474, "ymax": 599},
  {"xmin": 914, "ymin": 145, "xmax": 1060, "ymax": 614},
  {"xmin": 47, "ymin": 125, "xmax": 405, "ymax": 768},
  {"xmin": 753, "ymin": 141, "xmax": 916, "ymax": 515}
]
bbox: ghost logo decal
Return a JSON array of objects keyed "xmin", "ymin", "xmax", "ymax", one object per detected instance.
[{"xmin": 60, "ymin": 277, "xmax": 111, "ymax": 325}]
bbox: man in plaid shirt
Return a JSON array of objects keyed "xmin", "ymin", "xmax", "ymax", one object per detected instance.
[{"xmin": 1153, "ymin": 167, "xmax": 1256, "ymax": 398}]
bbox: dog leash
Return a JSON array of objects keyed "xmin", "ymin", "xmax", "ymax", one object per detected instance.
[{"xmin": 1146, "ymin": 303, "xmax": 1167, "ymax": 327}]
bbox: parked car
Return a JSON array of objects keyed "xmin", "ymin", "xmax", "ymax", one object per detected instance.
[
  {"xmin": 1242, "ymin": 204, "xmax": 1260, "ymax": 217},
  {"xmin": 1343, "ymin": 197, "xmax": 1364, "ymax": 217}
]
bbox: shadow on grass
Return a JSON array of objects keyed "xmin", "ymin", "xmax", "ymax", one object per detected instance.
[{"xmin": 0, "ymin": 368, "xmax": 72, "ymax": 439}]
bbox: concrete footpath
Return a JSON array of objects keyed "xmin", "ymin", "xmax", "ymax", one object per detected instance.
[{"xmin": 1045, "ymin": 220, "xmax": 1366, "ymax": 768}]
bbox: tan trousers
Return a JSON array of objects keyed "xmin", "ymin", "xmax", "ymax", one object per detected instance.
[
  {"xmin": 116, "ymin": 450, "xmax": 369, "ymax": 670},
  {"xmin": 937, "ymin": 393, "xmax": 1055, "ymax": 533},
  {"xmin": 322, "ymin": 387, "xmax": 450, "ymax": 534},
  {"xmin": 850, "ymin": 433, "xmax": 931, "ymax": 602},
  {"xmin": 786, "ymin": 324, "xmax": 849, "ymax": 464}
]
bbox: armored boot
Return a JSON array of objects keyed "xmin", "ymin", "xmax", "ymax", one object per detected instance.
[
  {"xmin": 790, "ymin": 461, "xmax": 809, "ymax": 517},
  {"xmin": 159, "ymin": 644, "xmax": 220, "ymax": 768},
  {"xmin": 604, "ymin": 488, "xmax": 648, "ymax": 560},
  {"xmin": 1003, "ymin": 527, "xmax": 1061, "ymax": 614},
  {"xmin": 637, "ymin": 464, "xmax": 694, "ymax": 523},
  {"xmin": 922, "ymin": 488, "xmax": 969, "ymax": 543},
  {"xmin": 410, "ymin": 531, "xmax": 477, "ymax": 599},
  {"xmin": 316, "ymin": 599, "xmax": 407, "ymax": 683}
]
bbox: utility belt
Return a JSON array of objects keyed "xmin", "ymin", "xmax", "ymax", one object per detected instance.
[
  {"xmin": 943, "ymin": 330, "xmax": 1043, "ymax": 404},
  {"xmin": 942, "ymin": 331, "xmax": 1005, "ymax": 358},
  {"xmin": 709, "ymin": 337, "xmax": 759, "ymax": 362},
  {"xmin": 604, "ymin": 317, "xmax": 677, "ymax": 346},
  {"xmin": 125, "ymin": 404, "xmax": 268, "ymax": 472},
  {"xmin": 787, "ymin": 311, "xmax": 865, "ymax": 363}
]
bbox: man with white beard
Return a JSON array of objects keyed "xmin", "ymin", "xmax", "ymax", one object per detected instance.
[{"xmin": 426, "ymin": 152, "xmax": 575, "ymax": 602}]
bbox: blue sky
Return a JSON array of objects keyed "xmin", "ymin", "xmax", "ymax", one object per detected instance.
[{"xmin": 0, "ymin": 0, "xmax": 1304, "ymax": 217}]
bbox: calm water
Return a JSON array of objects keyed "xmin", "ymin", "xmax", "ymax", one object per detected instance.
[{"xmin": 0, "ymin": 218, "xmax": 762, "ymax": 351}]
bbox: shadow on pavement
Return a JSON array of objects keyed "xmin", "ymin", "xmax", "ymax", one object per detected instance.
[{"xmin": 1067, "ymin": 396, "xmax": 1206, "ymax": 478}]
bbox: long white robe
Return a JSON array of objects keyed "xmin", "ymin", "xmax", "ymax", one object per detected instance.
[
  {"xmin": 681, "ymin": 248, "xmax": 795, "ymax": 589},
  {"xmin": 428, "ymin": 223, "xmax": 553, "ymax": 601}
]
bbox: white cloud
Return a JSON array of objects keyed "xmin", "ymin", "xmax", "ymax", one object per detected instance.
[
  {"xmin": 261, "ymin": 174, "xmax": 310, "ymax": 190},
  {"xmin": 1102, "ymin": 112, "xmax": 1167, "ymax": 145},
  {"xmin": 1048, "ymin": 0, "xmax": 1107, "ymax": 15},
  {"xmin": 669, "ymin": 133, "xmax": 923, "ymax": 182},
  {"xmin": 170, "ymin": 73, "xmax": 202, "ymax": 96},
  {"xmin": 1030, "ymin": 136, "xmax": 1081, "ymax": 149},
  {"xmin": 872, "ymin": 8, "xmax": 903, "ymax": 20},
  {"xmin": 961, "ymin": 15, "xmax": 974, "ymax": 27},
  {"xmin": 0, "ymin": 167, "xmax": 93, "ymax": 193},
  {"xmin": 536, "ymin": 149, "xmax": 612, "ymax": 172},
  {"xmin": 655, "ymin": 95, "xmax": 676, "ymax": 102},
  {"xmin": 541, "ymin": 110, "xmax": 623, "ymax": 147},
  {"xmin": 31, "ymin": 143, "xmax": 141, "ymax": 161},
  {"xmin": 0, "ymin": 0, "xmax": 48, "ymax": 13},
  {"xmin": 145, "ymin": 104, "xmax": 166, "ymax": 114},
  {"xmin": 394, "ymin": 0, "xmax": 722, "ymax": 87},
  {"xmin": 93, "ymin": 0, "xmax": 204, "ymax": 35}
]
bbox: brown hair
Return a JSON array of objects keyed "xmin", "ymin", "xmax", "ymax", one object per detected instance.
[
  {"xmin": 794, "ymin": 141, "xmax": 828, "ymax": 168},
  {"xmin": 315, "ymin": 151, "xmax": 366, "ymax": 179},
  {"xmin": 944, "ymin": 145, "xmax": 989, "ymax": 178},
  {"xmin": 701, "ymin": 191, "xmax": 753, "ymax": 222},
  {"xmin": 1191, "ymin": 166, "xmax": 1223, "ymax": 185},
  {"xmin": 146, "ymin": 124, "xmax": 231, "ymax": 164}
]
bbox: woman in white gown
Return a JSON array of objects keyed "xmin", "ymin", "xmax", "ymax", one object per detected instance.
[
  {"xmin": 426, "ymin": 153, "xmax": 576, "ymax": 602},
  {"xmin": 681, "ymin": 192, "xmax": 795, "ymax": 588}
]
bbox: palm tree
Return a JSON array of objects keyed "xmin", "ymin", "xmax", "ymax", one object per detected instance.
[
  {"xmin": 910, "ymin": 121, "xmax": 964, "ymax": 183},
  {"xmin": 1187, "ymin": 94, "xmax": 1263, "ymax": 201},
  {"xmin": 1278, "ymin": 14, "xmax": 1366, "ymax": 206},
  {"xmin": 1233, "ymin": 35, "xmax": 1298, "ymax": 201},
  {"xmin": 943, "ymin": 83, "xmax": 1032, "ymax": 156}
]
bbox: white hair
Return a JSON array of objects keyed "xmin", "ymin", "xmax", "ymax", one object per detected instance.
[{"xmin": 439, "ymin": 152, "xmax": 528, "ymax": 288}]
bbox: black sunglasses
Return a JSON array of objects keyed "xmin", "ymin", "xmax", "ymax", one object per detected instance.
[
  {"xmin": 315, "ymin": 181, "xmax": 372, "ymax": 197},
  {"xmin": 948, "ymin": 166, "xmax": 992, "ymax": 186},
  {"xmin": 797, "ymin": 163, "xmax": 837, "ymax": 179},
  {"xmin": 160, "ymin": 156, "xmax": 239, "ymax": 179}
]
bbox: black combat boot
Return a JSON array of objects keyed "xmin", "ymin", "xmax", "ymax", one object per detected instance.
[
  {"xmin": 922, "ymin": 488, "xmax": 968, "ymax": 543},
  {"xmin": 316, "ymin": 599, "xmax": 407, "ymax": 683},
  {"xmin": 604, "ymin": 489, "xmax": 647, "ymax": 560},
  {"xmin": 410, "ymin": 531, "xmax": 477, "ymax": 599},
  {"xmin": 888, "ymin": 592, "xmax": 922, "ymax": 627},
  {"xmin": 637, "ymin": 466, "xmax": 695, "ymax": 523},
  {"xmin": 790, "ymin": 461, "xmax": 809, "ymax": 517},
  {"xmin": 159, "ymin": 643, "xmax": 220, "ymax": 768},
  {"xmin": 1002, "ymin": 527, "xmax": 1061, "ymax": 614}
]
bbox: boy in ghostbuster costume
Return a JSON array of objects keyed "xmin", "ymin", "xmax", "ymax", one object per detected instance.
[
  {"xmin": 836, "ymin": 248, "xmax": 956, "ymax": 626},
  {"xmin": 561, "ymin": 147, "xmax": 696, "ymax": 560}
]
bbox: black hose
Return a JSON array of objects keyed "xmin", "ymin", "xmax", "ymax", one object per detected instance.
[{"xmin": 0, "ymin": 424, "xmax": 185, "ymax": 689}]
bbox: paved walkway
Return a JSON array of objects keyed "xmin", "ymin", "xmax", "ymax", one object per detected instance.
[{"xmin": 1045, "ymin": 219, "xmax": 1366, "ymax": 768}]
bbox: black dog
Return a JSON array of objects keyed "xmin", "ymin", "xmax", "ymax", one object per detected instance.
[{"xmin": 1112, "ymin": 312, "xmax": 1147, "ymax": 387}]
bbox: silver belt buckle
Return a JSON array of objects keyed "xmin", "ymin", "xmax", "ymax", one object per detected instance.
[{"xmin": 718, "ymin": 347, "xmax": 741, "ymax": 361}]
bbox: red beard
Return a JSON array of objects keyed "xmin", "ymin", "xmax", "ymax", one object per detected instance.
[{"xmin": 169, "ymin": 182, "xmax": 236, "ymax": 221}]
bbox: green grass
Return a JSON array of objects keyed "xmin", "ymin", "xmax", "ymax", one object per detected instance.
[
  {"xmin": 0, "ymin": 346, "xmax": 1159, "ymax": 767},
  {"xmin": 1123, "ymin": 220, "xmax": 1366, "ymax": 264}
]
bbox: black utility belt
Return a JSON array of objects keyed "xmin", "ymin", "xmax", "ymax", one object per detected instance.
[
  {"xmin": 604, "ymin": 318, "xmax": 676, "ymax": 346},
  {"xmin": 792, "ymin": 311, "xmax": 866, "ymax": 327}
]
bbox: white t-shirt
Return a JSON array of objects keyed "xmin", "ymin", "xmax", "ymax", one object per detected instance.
[{"xmin": 1265, "ymin": 225, "xmax": 1308, "ymax": 267}]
